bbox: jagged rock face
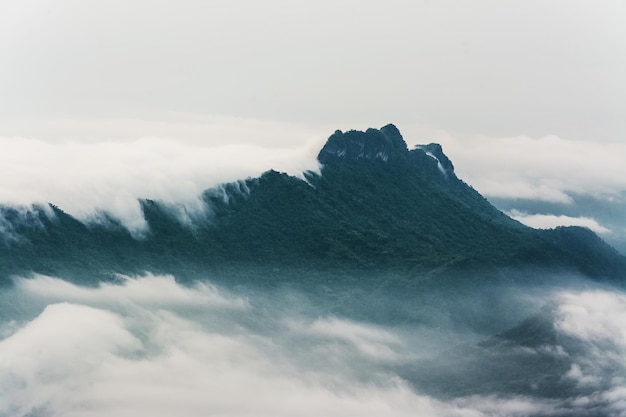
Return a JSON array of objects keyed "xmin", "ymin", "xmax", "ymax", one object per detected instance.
[
  {"xmin": 317, "ymin": 124, "xmax": 409, "ymax": 164},
  {"xmin": 318, "ymin": 124, "xmax": 456, "ymax": 181}
]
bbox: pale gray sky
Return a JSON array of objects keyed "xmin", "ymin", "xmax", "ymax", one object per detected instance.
[
  {"xmin": 2, "ymin": 0, "xmax": 626, "ymax": 140},
  {"xmin": 1, "ymin": 0, "xmax": 625, "ymax": 240}
]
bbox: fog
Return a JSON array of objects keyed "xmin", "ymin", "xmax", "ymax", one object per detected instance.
[
  {"xmin": 0, "ymin": 136, "xmax": 321, "ymax": 233},
  {"xmin": 1, "ymin": 273, "xmax": 624, "ymax": 417},
  {"xmin": 506, "ymin": 210, "xmax": 611, "ymax": 235}
]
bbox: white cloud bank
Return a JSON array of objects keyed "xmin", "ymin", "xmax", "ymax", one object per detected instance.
[
  {"xmin": 507, "ymin": 210, "xmax": 611, "ymax": 234},
  {"xmin": 0, "ymin": 129, "xmax": 322, "ymax": 233},
  {"xmin": 14, "ymin": 273, "xmax": 248, "ymax": 309},
  {"xmin": 1, "ymin": 275, "xmax": 625, "ymax": 417},
  {"xmin": 553, "ymin": 291, "xmax": 626, "ymax": 414},
  {"xmin": 0, "ymin": 275, "xmax": 483, "ymax": 417}
]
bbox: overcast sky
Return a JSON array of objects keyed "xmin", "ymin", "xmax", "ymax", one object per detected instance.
[{"xmin": 1, "ymin": 0, "xmax": 625, "ymax": 237}]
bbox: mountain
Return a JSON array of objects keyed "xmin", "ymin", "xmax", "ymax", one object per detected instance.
[{"xmin": 1, "ymin": 124, "xmax": 625, "ymax": 287}]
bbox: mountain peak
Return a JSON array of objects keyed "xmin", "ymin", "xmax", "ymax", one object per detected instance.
[
  {"xmin": 317, "ymin": 124, "xmax": 409, "ymax": 164},
  {"xmin": 317, "ymin": 124, "xmax": 456, "ymax": 182}
]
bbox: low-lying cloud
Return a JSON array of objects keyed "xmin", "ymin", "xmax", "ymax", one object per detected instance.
[
  {"xmin": 553, "ymin": 291, "xmax": 626, "ymax": 413},
  {"xmin": 0, "ymin": 275, "xmax": 461, "ymax": 417},
  {"xmin": 1, "ymin": 273, "xmax": 624, "ymax": 417},
  {"xmin": 14, "ymin": 273, "xmax": 248, "ymax": 309},
  {"xmin": 0, "ymin": 133, "xmax": 322, "ymax": 233},
  {"xmin": 507, "ymin": 210, "xmax": 611, "ymax": 234}
]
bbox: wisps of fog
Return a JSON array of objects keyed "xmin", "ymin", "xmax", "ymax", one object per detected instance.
[
  {"xmin": 1, "ymin": 273, "xmax": 624, "ymax": 417},
  {"xmin": 507, "ymin": 210, "xmax": 612, "ymax": 235},
  {"xmin": 0, "ymin": 136, "xmax": 321, "ymax": 233}
]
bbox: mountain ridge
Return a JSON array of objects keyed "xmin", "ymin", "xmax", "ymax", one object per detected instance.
[{"xmin": 0, "ymin": 124, "xmax": 624, "ymax": 286}]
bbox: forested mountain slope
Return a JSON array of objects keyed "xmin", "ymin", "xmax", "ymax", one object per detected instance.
[{"xmin": 1, "ymin": 124, "xmax": 624, "ymax": 286}]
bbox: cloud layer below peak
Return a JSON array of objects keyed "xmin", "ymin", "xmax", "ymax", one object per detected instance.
[
  {"xmin": 1, "ymin": 274, "xmax": 625, "ymax": 417},
  {"xmin": 0, "ymin": 132, "xmax": 321, "ymax": 232}
]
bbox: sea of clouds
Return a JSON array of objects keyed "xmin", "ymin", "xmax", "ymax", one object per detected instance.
[{"xmin": 1, "ymin": 274, "xmax": 624, "ymax": 417}]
